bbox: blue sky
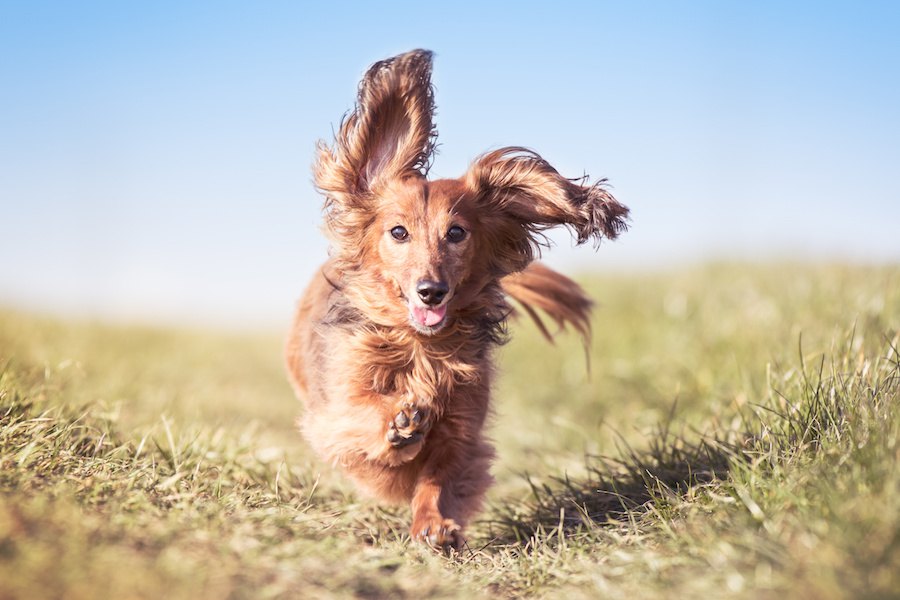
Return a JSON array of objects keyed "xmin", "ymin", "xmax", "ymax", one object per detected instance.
[{"xmin": 1, "ymin": 1, "xmax": 898, "ymax": 327}]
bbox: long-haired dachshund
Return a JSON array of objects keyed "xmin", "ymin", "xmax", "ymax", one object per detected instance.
[{"xmin": 285, "ymin": 49, "xmax": 629, "ymax": 550}]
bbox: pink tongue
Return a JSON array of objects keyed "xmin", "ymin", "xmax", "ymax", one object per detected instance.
[{"xmin": 412, "ymin": 305, "xmax": 447, "ymax": 327}]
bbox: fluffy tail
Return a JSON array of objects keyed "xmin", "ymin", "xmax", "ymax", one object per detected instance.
[{"xmin": 500, "ymin": 262, "xmax": 593, "ymax": 343}]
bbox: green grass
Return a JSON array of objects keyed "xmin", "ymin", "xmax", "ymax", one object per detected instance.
[{"xmin": 1, "ymin": 263, "xmax": 898, "ymax": 599}]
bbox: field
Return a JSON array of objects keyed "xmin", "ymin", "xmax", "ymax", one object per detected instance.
[{"xmin": 1, "ymin": 263, "xmax": 898, "ymax": 599}]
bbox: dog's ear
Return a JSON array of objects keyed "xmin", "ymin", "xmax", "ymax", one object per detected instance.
[
  {"xmin": 465, "ymin": 147, "xmax": 629, "ymax": 274},
  {"xmin": 315, "ymin": 49, "xmax": 436, "ymax": 204}
]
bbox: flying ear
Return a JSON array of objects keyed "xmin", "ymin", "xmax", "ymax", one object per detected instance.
[
  {"xmin": 465, "ymin": 147, "xmax": 629, "ymax": 273},
  {"xmin": 314, "ymin": 49, "xmax": 437, "ymax": 202}
]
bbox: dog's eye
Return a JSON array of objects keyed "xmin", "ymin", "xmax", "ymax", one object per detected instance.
[
  {"xmin": 390, "ymin": 225, "xmax": 409, "ymax": 242},
  {"xmin": 447, "ymin": 225, "xmax": 467, "ymax": 243}
]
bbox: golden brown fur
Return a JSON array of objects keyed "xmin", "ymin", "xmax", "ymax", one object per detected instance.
[{"xmin": 285, "ymin": 49, "xmax": 629, "ymax": 549}]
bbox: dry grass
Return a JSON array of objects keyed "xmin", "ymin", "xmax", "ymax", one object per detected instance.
[{"xmin": 1, "ymin": 263, "xmax": 898, "ymax": 598}]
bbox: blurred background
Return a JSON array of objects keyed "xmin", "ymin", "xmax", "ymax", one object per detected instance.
[{"xmin": 2, "ymin": 1, "xmax": 898, "ymax": 330}]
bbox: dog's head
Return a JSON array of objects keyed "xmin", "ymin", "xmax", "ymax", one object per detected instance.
[{"xmin": 314, "ymin": 50, "xmax": 629, "ymax": 335}]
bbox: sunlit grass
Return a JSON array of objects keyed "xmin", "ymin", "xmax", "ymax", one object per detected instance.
[{"xmin": 1, "ymin": 263, "xmax": 898, "ymax": 598}]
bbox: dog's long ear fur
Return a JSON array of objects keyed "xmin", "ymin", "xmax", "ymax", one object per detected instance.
[
  {"xmin": 466, "ymin": 147, "xmax": 630, "ymax": 274},
  {"xmin": 314, "ymin": 50, "xmax": 437, "ymax": 247}
]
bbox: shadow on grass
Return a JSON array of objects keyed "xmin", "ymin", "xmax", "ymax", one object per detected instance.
[{"xmin": 481, "ymin": 419, "xmax": 744, "ymax": 546}]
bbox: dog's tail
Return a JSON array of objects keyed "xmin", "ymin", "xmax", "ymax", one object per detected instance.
[{"xmin": 500, "ymin": 262, "xmax": 592, "ymax": 343}]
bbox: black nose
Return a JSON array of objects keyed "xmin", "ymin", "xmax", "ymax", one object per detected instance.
[{"xmin": 416, "ymin": 280, "xmax": 449, "ymax": 306}]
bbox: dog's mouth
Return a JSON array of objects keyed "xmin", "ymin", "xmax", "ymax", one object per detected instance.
[
  {"xmin": 410, "ymin": 304, "xmax": 447, "ymax": 328},
  {"xmin": 407, "ymin": 301, "xmax": 451, "ymax": 334},
  {"xmin": 399, "ymin": 284, "xmax": 453, "ymax": 334}
]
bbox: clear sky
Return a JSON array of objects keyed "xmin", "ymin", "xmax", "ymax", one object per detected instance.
[{"xmin": 1, "ymin": 1, "xmax": 898, "ymax": 328}]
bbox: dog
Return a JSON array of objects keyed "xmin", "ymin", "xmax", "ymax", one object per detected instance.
[{"xmin": 285, "ymin": 49, "xmax": 629, "ymax": 550}]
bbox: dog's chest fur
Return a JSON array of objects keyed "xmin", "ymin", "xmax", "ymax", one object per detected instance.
[
  {"xmin": 344, "ymin": 324, "xmax": 490, "ymax": 414},
  {"xmin": 317, "ymin": 287, "xmax": 505, "ymax": 415}
]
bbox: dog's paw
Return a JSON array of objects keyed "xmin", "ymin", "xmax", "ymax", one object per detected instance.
[
  {"xmin": 412, "ymin": 517, "xmax": 463, "ymax": 551},
  {"xmin": 386, "ymin": 402, "xmax": 431, "ymax": 449}
]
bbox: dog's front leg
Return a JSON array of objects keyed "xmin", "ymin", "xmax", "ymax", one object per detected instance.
[
  {"xmin": 408, "ymin": 420, "xmax": 495, "ymax": 551},
  {"xmin": 410, "ymin": 473, "xmax": 463, "ymax": 549},
  {"xmin": 302, "ymin": 390, "xmax": 436, "ymax": 470}
]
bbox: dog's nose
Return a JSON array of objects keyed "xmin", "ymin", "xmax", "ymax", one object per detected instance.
[{"xmin": 416, "ymin": 280, "xmax": 449, "ymax": 306}]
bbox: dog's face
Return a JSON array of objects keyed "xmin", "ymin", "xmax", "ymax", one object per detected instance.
[
  {"xmin": 313, "ymin": 50, "xmax": 628, "ymax": 334},
  {"xmin": 368, "ymin": 177, "xmax": 478, "ymax": 333}
]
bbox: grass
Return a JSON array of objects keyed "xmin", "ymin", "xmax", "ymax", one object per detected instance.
[{"xmin": 1, "ymin": 262, "xmax": 898, "ymax": 599}]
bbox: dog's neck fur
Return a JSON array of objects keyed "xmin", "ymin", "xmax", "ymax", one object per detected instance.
[{"xmin": 319, "ymin": 266, "xmax": 507, "ymax": 413}]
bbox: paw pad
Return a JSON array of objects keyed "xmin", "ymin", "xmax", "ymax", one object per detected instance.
[{"xmin": 387, "ymin": 403, "xmax": 430, "ymax": 448}]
